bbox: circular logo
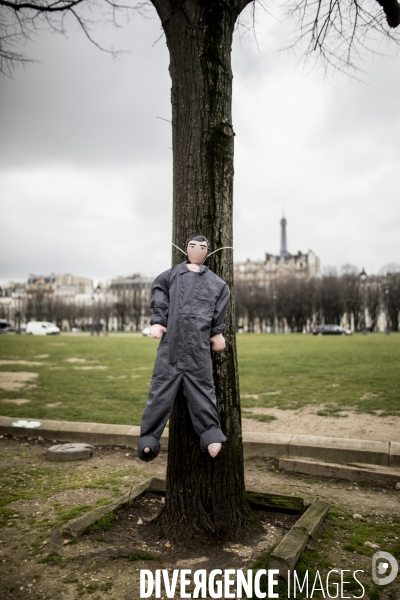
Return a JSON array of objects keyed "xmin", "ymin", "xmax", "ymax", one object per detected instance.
[{"xmin": 372, "ymin": 552, "xmax": 398, "ymax": 586}]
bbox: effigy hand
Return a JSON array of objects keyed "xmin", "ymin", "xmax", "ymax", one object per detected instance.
[
  {"xmin": 149, "ymin": 324, "xmax": 167, "ymax": 339},
  {"xmin": 209, "ymin": 333, "xmax": 226, "ymax": 352}
]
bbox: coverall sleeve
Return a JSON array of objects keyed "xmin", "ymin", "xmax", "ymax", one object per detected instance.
[
  {"xmin": 210, "ymin": 283, "xmax": 230, "ymax": 336},
  {"xmin": 149, "ymin": 270, "xmax": 170, "ymax": 327}
]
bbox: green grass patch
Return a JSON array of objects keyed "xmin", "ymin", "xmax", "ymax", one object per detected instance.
[
  {"xmin": 0, "ymin": 460, "xmax": 141, "ymax": 510},
  {"xmin": 0, "ymin": 507, "xmax": 16, "ymax": 527},
  {"xmin": 75, "ymin": 581, "xmax": 113, "ymax": 596},
  {"xmin": 237, "ymin": 334, "xmax": 400, "ymax": 416},
  {"xmin": 99, "ymin": 582, "xmax": 113, "ymax": 591},
  {"xmin": 0, "ymin": 335, "xmax": 155, "ymax": 424},
  {"xmin": 37, "ymin": 552, "xmax": 71, "ymax": 568},
  {"xmin": 37, "ymin": 553, "xmax": 63, "ymax": 565},
  {"xmin": 316, "ymin": 405, "xmax": 349, "ymax": 417},
  {"xmin": 57, "ymin": 504, "xmax": 94, "ymax": 523},
  {"xmin": 0, "ymin": 333, "xmax": 399, "ymax": 422},
  {"xmin": 241, "ymin": 410, "xmax": 277, "ymax": 423},
  {"xmin": 127, "ymin": 551, "xmax": 158, "ymax": 562},
  {"xmin": 87, "ymin": 511, "xmax": 115, "ymax": 532},
  {"xmin": 325, "ymin": 508, "xmax": 400, "ymax": 558}
]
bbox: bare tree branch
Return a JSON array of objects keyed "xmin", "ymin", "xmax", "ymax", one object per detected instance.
[
  {"xmin": 0, "ymin": 0, "xmax": 151, "ymax": 76},
  {"xmin": 0, "ymin": 1, "xmax": 85, "ymax": 11},
  {"xmin": 1, "ymin": 0, "xmax": 399, "ymax": 78},
  {"xmin": 280, "ymin": 0, "xmax": 400, "ymax": 76}
]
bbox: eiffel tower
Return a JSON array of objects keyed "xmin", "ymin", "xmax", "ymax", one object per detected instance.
[{"xmin": 280, "ymin": 215, "xmax": 288, "ymax": 258}]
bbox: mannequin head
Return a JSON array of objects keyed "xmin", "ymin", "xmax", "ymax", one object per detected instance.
[{"xmin": 186, "ymin": 235, "xmax": 209, "ymax": 264}]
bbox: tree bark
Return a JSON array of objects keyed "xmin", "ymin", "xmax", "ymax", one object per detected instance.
[{"xmin": 150, "ymin": 0, "xmax": 253, "ymax": 542}]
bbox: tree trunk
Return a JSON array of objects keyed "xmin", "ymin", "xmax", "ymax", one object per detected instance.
[{"xmin": 150, "ymin": 0, "xmax": 253, "ymax": 542}]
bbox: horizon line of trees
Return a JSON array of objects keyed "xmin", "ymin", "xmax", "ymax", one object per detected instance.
[
  {"xmin": 235, "ymin": 269, "xmax": 400, "ymax": 332},
  {"xmin": 0, "ymin": 287, "xmax": 150, "ymax": 332},
  {"xmin": 1, "ymin": 269, "xmax": 399, "ymax": 333}
]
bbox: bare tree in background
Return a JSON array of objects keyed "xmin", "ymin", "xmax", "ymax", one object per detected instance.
[
  {"xmin": 278, "ymin": 278, "xmax": 313, "ymax": 332},
  {"xmin": 255, "ymin": 284, "xmax": 272, "ymax": 331},
  {"xmin": 317, "ymin": 272, "xmax": 343, "ymax": 324},
  {"xmin": 2, "ymin": 0, "xmax": 399, "ymax": 541},
  {"xmin": 98, "ymin": 297, "xmax": 113, "ymax": 333},
  {"xmin": 381, "ymin": 266, "xmax": 400, "ymax": 331},
  {"xmin": 236, "ymin": 280, "xmax": 263, "ymax": 332},
  {"xmin": 341, "ymin": 271, "xmax": 363, "ymax": 330},
  {"xmin": 286, "ymin": 0, "xmax": 400, "ymax": 74},
  {"xmin": 132, "ymin": 283, "xmax": 148, "ymax": 331},
  {"xmin": 113, "ymin": 293, "xmax": 129, "ymax": 331},
  {"xmin": 0, "ymin": 0, "xmax": 150, "ymax": 76},
  {"xmin": 52, "ymin": 298, "xmax": 66, "ymax": 329},
  {"xmin": 234, "ymin": 279, "xmax": 249, "ymax": 330},
  {"xmin": 366, "ymin": 280, "xmax": 381, "ymax": 331}
]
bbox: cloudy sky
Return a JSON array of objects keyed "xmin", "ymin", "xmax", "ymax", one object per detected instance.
[{"xmin": 1, "ymin": 2, "xmax": 399, "ymax": 285}]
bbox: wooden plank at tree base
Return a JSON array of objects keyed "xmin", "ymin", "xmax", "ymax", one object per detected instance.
[
  {"xmin": 269, "ymin": 528, "xmax": 309, "ymax": 579},
  {"xmin": 269, "ymin": 499, "xmax": 331, "ymax": 579},
  {"xmin": 245, "ymin": 490, "xmax": 304, "ymax": 514},
  {"xmin": 147, "ymin": 477, "xmax": 167, "ymax": 494},
  {"xmin": 292, "ymin": 499, "xmax": 330, "ymax": 538},
  {"xmin": 145, "ymin": 479, "xmax": 304, "ymax": 513},
  {"xmin": 62, "ymin": 479, "xmax": 151, "ymax": 538}
]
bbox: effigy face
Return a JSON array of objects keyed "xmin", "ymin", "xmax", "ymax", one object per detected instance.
[{"xmin": 187, "ymin": 239, "xmax": 208, "ymax": 264}]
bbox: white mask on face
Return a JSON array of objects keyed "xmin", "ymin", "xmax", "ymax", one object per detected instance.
[{"xmin": 187, "ymin": 240, "xmax": 208, "ymax": 264}]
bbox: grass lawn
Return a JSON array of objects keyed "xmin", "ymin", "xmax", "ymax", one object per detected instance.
[
  {"xmin": 0, "ymin": 333, "xmax": 399, "ymax": 425},
  {"xmin": 237, "ymin": 333, "xmax": 400, "ymax": 416}
]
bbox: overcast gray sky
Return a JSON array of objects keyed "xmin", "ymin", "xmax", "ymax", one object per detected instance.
[{"xmin": 1, "ymin": 3, "xmax": 399, "ymax": 284}]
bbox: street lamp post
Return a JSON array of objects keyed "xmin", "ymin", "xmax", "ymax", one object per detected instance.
[
  {"xmin": 384, "ymin": 284, "xmax": 390, "ymax": 335},
  {"xmin": 272, "ymin": 290, "xmax": 277, "ymax": 335},
  {"xmin": 359, "ymin": 269, "xmax": 367, "ymax": 335}
]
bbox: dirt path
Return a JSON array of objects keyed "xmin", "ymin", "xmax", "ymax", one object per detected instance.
[
  {"xmin": 242, "ymin": 405, "xmax": 400, "ymax": 442},
  {"xmin": 0, "ymin": 437, "xmax": 399, "ymax": 600}
]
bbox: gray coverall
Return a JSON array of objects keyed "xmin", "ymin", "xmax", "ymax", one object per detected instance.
[{"xmin": 137, "ymin": 261, "xmax": 230, "ymax": 461}]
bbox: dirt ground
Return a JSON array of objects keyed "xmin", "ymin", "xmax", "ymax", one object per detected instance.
[
  {"xmin": 0, "ymin": 436, "xmax": 399, "ymax": 600},
  {"xmin": 241, "ymin": 407, "xmax": 400, "ymax": 442},
  {"xmin": 0, "ymin": 371, "xmax": 39, "ymax": 391}
]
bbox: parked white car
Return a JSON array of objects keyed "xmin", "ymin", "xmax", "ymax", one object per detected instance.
[{"xmin": 26, "ymin": 321, "xmax": 60, "ymax": 335}]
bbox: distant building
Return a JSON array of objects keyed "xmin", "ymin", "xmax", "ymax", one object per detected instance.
[
  {"xmin": 55, "ymin": 274, "xmax": 93, "ymax": 301},
  {"xmin": 108, "ymin": 273, "xmax": 154, "ymax": 331},
  {"xmin": 0, "ymin": 281, "xmax": 26, "ymax": 325},
  {"xmin": 234, "ymin": 217, "xmax": 321, "ymax": 283},
  {"xmin": 24, "ymin": 273, "xmax": 94, "ymax": 325},
  {"xmin": 27, "ymin": 273, "xmax": 93, "ymax": 302},
  {"xmin": 0, "ymin": 271, "xmax": 155, "ymax": 332},
  {"xmin": 109, "ymin": 273, "xmax": 154, "ymax": 294},
  {"xmin": 0, "ymin": 273, "xmax": 94, "ymax": 328}
]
